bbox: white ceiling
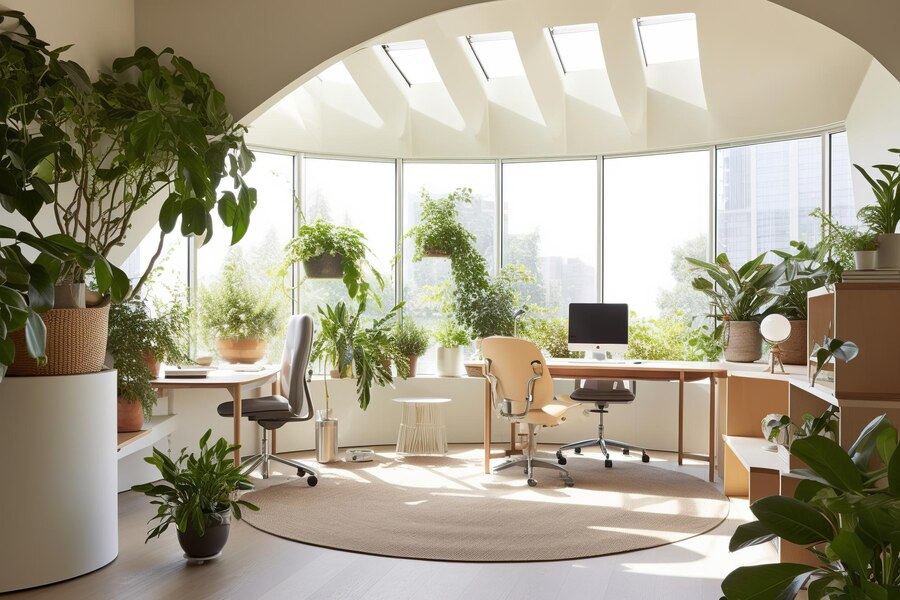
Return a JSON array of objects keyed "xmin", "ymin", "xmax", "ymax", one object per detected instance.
[{"xmin": 245, "ymin": 0, "xmax": 872, "ymax": 159}]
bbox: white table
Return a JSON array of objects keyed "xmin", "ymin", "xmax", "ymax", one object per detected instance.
[{"xmin": 394, "ymin": 397, "xmax": 451, "ymax": 456}]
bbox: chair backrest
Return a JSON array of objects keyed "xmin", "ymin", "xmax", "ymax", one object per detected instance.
[
  {"xmin": 280, "ymin": 314, "xmax": 315, "ymax": 418},
  {"xmin": 482, "ymin": 336, "xmax": 555, "ymax": 414}
]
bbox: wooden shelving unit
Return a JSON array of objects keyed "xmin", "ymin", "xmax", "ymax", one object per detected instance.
[{"xmin": 117, "ymin": 414, "xmax": 180, "ymax": 461}]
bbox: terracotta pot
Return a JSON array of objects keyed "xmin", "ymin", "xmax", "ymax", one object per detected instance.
[
  {"xmin": 143, "ymin": 351, "xmax": 161, "ymax": 378},
  {"xmin": 303, "ymin": 254, "xmax": 343, "ymax": 279},
  {"xmin": 423, "ymin": 248, "xmax": 449, "ymax": 258},
  {"xmin": 216, "ymin": 338, "xmax": 267, "ymax": 364},
  {"xmin": 876, "ymin": 233, "xmax": 900, "ymax": 269},
  {"xmin": 117, "ymin": 396, "xmax": 144, "ymax": 433},
  {"xmin": 781, "ymin": 320, "xmax": 808, "ymax": 365},
  {"xmin": 177, "ymin": 511, "xmax": 231, "ymax": 559},
  {"xmin": 406, "ymin": 354, "xmax": 418, "ymax": 377},
  {"xmin": 724, "ymin": 320, "xmax": 762, "ymax": 363}
]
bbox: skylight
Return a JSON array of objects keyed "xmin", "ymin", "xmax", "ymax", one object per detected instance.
[
  {"xmin": 549, "ymin": 24, "xmax": 605, "ymax": 73},
  {"xmin": 466, "ymin": 32, "xmax": 526, "ymax": 79},
  {"xmin": 317, "ymin": 62, "xmax": 354, "ymax": 84},
  {"xmin": 382, "ymin": 40, "xmax": 441, "ymax": 85},
  {"xmin": 635, "ymin": 13, "xmax": 699, "ymax": 66}
]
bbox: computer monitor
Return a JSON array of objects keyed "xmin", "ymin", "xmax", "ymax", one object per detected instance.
[{"xmin": 568, "ymin": 303, "xmax": 629, "ymax": 357}]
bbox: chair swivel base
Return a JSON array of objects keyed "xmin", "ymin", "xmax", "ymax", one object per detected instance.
[
  {"xmin": 556, "ymin": 438, "xmax": 649, "ymax": 468},
  {"xmin": 493, "ymin": 454, "xmax": 574, "ymax": 488},
  {"xmin": 241, "ymin": 428, "xmax": 320, "ymax": 486}
]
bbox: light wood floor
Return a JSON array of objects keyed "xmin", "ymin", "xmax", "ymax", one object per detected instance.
[{"xmin": 9, "ymin": 446, "xmax": 775, "ymax": 600}]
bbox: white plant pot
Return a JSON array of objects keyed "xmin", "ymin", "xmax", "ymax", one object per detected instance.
[
  {"xmin": 854, "ymin": 250, "xmax": 878, "ymax": 270},
  {"xmin": 436, "ymin": 346, "xmax": 463, "ymax": 377},
  {"xmin": 876, "ymin": 233, "xmax": 900, "ymax": 269}
]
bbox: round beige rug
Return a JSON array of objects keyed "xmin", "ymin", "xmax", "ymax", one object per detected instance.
[{"xmin": 241, "ymin": 448, "xmax": 729, "ymax": 562}]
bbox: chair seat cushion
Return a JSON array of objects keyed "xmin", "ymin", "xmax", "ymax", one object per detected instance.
[
  {"xmin": 570, "ymin": 388, "xmax": 635, "ymax": 403},
  {"xmin": 217, "ymin": 395, "xmax": 290, "ymax": 417}
]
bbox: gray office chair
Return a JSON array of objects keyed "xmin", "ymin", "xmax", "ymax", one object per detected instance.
[
  {"xmin": 555, "ymin": 379, "xmax": 650, "ymax": 468},
  {"xmin": 217, "ymin": 314, "xmax": 320, "ymax": 486}
]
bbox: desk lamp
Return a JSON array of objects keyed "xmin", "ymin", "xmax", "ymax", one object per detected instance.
[{"xmin": 760, "ymin": 314, "xmax": 791, "ymax": 374}]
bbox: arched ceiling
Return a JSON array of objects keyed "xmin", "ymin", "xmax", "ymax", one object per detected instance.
[{"xmin": 243, "ymin": 0, "xmax": 871, "ymax": 158}]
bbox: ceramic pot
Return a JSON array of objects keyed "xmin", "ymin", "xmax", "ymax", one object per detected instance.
[
  {"xmin": 854, "ymin": 250, "xmax": 878, "ymax": 270},
  {"xmin": 436, "ymin": 346, "xmax": 463, "ymax": 377},
  {"xmin": 781, "ymin": 320, "xmax": 808, "ymax": 365},
  {"xmin": 53, "ymin": 283, "xmax": 86, "ymax": 309},
  {"xmin": 405, "ymin": 354, "xmax": 419, "ymax": 377},
  {"xmin": 303, "ymin": 254, "xmax": 343, "ymax": 279},
  {"xmin": 143, "ymin": 351, "xmax": 161, "ymax": 378},
  {"xmin": 177, "ymin": 511, "xmax": 231, "ymax": 559},
  {"xmin": 724, "ymin": 320, "xmax": 762, "ymax": 363},
  {"xmin": 117, "ymin": 396, "xmax": 144, "ymax": 433},
  {"xmin": 876, "ymin": 233, "xmax": 900, "ymax": 269},
  {"xmin": 216, "ymin": 337, "xmax": 267, "ymax": 364}
]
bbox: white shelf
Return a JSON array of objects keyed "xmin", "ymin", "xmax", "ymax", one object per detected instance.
[
  {"xmin": 724, "ymin": 435, "xmax": 789, "ymax": 473},
  {"xmin": 117, "ymin": 414, "xmax": 179, "ymax": 460}
]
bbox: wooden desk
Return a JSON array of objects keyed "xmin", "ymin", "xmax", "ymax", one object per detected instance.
[
  {"xmin": 468, "ymin": 359, "xmax": 728, "ymax": 482},
  {"xmin": 151, "ymin": 367, "xmax": 280, "ymax": 465}
]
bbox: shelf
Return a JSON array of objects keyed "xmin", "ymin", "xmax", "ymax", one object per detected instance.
[
  {"xmin": 117, "ymin": 415, "xmax": 180, "ymax": 460},
  {"xmin": 788, "ymin": 377, "xmax": 838, "ymax": 407},
  {"xmin": 724, "ymin": 435, "xmax": 789, "ymax": 474}
]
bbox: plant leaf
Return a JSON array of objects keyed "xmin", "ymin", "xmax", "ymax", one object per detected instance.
[
  {"xmin": 750, "ymin": 495, "xmax": 834, "ymax": 545},
  {"xmin": 791, "ymin": 435, "xmax": 863, "ymax": 493},
  {"xmin": 720, "ymin": 563, "xmax": 816, "ymax": 600}
]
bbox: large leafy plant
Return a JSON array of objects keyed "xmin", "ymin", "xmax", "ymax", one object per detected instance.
[
  {"xmin": 688, "ymin": 252, "xmax": 786, "ymax": 322},
  {"xmin": 198, "ymin": 253, "xmax": 280, "ymax": 342},
  {"xmin": 722, "ymin": 414, "xmax": 900, "ymax": 600},
  {"xmin": 855, "ymin": 151, "xmax": 900, "ymax": 235},
  {"xmin": 772, "ymin": 241, "xmax": 831, "ymax": 320},
  {"xmin": 131, "ymin": 430, "xmax": 259, "ymax": 542}
]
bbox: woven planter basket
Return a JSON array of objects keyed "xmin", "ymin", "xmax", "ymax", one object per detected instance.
[
  {"xmin": 8, "ymin": 305, "xmax": 110, "ymax": 376},
  {"xmin": 781, "ymin": 320, "xmax": 808, "ymax": 365},
  {"xmin": 724, "ymin": 320, "xmax": 762, "ymax": 363}
]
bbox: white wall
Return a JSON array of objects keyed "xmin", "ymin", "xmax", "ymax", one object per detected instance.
[{"xmin": 845, "ymin": 60, "xmax": 900, "ymax": 216}]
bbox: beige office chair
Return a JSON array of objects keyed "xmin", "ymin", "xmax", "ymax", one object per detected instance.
[
  {"xmin": 482, "ymin": 336, "xmax": 577, "ymax": 487},
  {"xmin": 555, "ymin": 379, "xmax": 650, "ymax": 468},
  {"xmin": 217, "ymin": 314, "xmax": 319, "ymax": 486}
]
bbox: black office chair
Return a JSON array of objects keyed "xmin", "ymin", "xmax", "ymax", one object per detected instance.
[
  {"xmin": 217, "ymin": 314, "xmax": 320, "ymax": 486},
  {"xmin": 555, "ymin": 379, "xmax": 650, "ymax": 468}
]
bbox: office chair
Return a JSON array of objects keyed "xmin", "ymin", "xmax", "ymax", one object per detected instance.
[
  {"xmin": 482, "ymin": 336, "xmax": 577, "ymax": 487},
  {"xmin": 555, "ymin": 379, "xmax": 650, "ymax": 468},
  {"xmin": 217, "ymin": 314, "xmax": 320, "ymax": 486}
]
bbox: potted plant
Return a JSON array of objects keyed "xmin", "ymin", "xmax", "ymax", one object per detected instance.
[
  {"xmin": 762, "ymin": 405, "xmax": 839, "ymax": 461},
  {"xmin": 132, "ymin": 430, "xmax": 259, "ymax": 561},
  {"xmin": 433, "ymin": 318, "xmax": 470, "ymax": 377},
  {"xmin": 721, "ymin": 414, "xmax": 900, "ymax": 599},
  {"xmin": 688, "ymin": 252, "xmax": 786, "ymax": 362},
  {"xmin": 405, "ymin": 187, "xmax": 476, "ymax": 259},
  {"xmin": 198, "ymin": 255, "xmax": 280, "ymax": 364},
  {"xmin": 771, "ymin": 241, "xmax": 830, "ymax": 364},
  {"xmin": 392, "ymin": 318, "xmax": 430, "ymax": 377},
  {"xmin": 855, "ymin": 151, "xmax": 900, "ymax": 269},
  {"xmin": 810, "ymin": 335, "xmax": 859, "ymax": 387}
]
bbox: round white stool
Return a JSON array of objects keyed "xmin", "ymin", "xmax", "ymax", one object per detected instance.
[{"xmin": 393, "ymin": 397, "xmax": 451, "ymax": 456}]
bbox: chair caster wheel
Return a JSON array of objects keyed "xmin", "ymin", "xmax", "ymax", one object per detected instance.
[
  {"xmin": 527, "ymin": 479, "xmax": 537, "ymax": 487},
  {"xmin": 605, "ymin": 459, "xmax": 613, "ymax": 468},
  {"xmin": 574, "ymin": 448, "xmax": 582, "ymax": 455},
  {"xmin": 563, "ymin": 478, "xmax": 575, "ymax": 488},
  {"xmin": 557, "ymin": 454, "xmax": 567, "ymax": 466},
  {"xmin": 307, "ymin": 476, "xmax": 318, "ymax": 487},
  {"xmin": 622, "ymin": 448, "xmax": 630, "ymax": 455},
  {"xmin": 297, "ymin": 469, "xmax": 306, "ymax": 478},
  {"xmin": 641, "ymin": 453, "xmax": 650, "ymax": 463}
]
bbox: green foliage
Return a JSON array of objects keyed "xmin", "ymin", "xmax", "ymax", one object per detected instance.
[
  {"xmin": 392, "ymin": 318, "xmax": 430, "ymax": 357},
  {"xmin": 0, "ymin": 11, "xmax": 255, "ymax": 300},
  {"xmin": 278, "ymin": 219, "xmax": 384, "ymax": 312},
  {"xmin": 765, "ymin": 406, "xmax": 840, "ymax": 446},
  {"xmin": 131, "ymin": 429, "xmax": 258, "ymax": 542},
  {"xmin": 812, "ymin": 336, "xmax": 859, "ymax": 388},
  {"xmin": 855, "ymin": 151, "xmax": 900, "ymax": 234},
  {"xmin": 772, "ymin": 241, "xmax": 831, "ymax": 320},
  {"xmin": 722, "ymin": 415, "xmax": 900, "ymax": 600},
  {"xmin": 312, "ymin": 301, "xmax": 406, "ymax": 410},
  {"xmin": 625, "ymin": 312, "xmax": 707, "ymax": 361},
  {"xmin": 198, "ymin": 253, "xmax": 280, "ymax": 342},
  {"xmin": 810, "ymin": 209, "xmax": 876, "ymax": 283},
  {"xmin": 406, "ymin": 187, "xmax": 477, "ymax": 261},
  {"xmin": 519, "ymin": 314, "xmax": 583, "ymax": 359},
  {"xmin": 688, "ymin": 322, "xmax": 724, "ymax": 361},
  {"xmin": 107, "ymin": 298, "xmax": 192, "ymax": 418},
  {"xmin": 688, "ymin": 252, "xmax": 786, "ymax": 322},
  {"xmin": 433, "ymin": 318, "xmax": 471, "ymax": 348}
]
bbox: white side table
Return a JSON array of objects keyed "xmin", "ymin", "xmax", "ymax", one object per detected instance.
[{"xmin": 393, "ymin": 397, "xmax": 451, "ymax": 456}]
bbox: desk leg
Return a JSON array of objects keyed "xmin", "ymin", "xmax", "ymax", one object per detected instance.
[
  {"xmin": 677, "ymin": 372, "xmax": 685, "ymax": 466},
  {"xmin": 708, "ymin": 374, "xmax": 716, "ymax": 482},
  {"xmin": 231, "ymin": 384, "xmax": 242, "ymax": 466},
  {"xmin": 484, "ymin": 380, "xmax": 491, "ymax": 474}
]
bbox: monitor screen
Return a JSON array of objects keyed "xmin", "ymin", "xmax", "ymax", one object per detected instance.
[{"xmin": 568, "ymin": 303, "xmax": 628, "ymax": 345}]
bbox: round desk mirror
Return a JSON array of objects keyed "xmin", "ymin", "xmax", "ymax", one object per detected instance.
[{"xmin": 760, "ymin": 314, "xmax": 791, "ymax": 373}]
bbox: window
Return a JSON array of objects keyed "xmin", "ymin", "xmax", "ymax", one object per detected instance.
[
  {"xmin": 635, "ymin": 13, "xmax": 699, "ymax": 66},
  {"xmin": 716, "ymin": 137, "xmax": 822, "ymax": 267},
  {"xmin": 830, "ymin": 131, "xmax": 857, "ymax": 226},
  {"xmin": 382, "ymin": 41, "xmax": 441, "ymax": 85},
  {"xmin": 466, "ymin": 32, "xmax": 526, "ymax": 79},
  {"xmin": 603, "ymin": 151, "xmax": 710, "ymax": 322},
  {"xmin": 120, "ymin": 225, "xmax": 188, "ymax": 307},
  {"xmin": 502, "ymin": 160, "xmax": 597, "ymax": 316},
  {"xmin": 403, "ymin": 162, "xmax": 496, "ymax": 372},
  {"xmin": 549, "ymin": 24, "xmax": 605, "ymax": 72},
  {"xmin": 301, "ymin": 158, "xmax": 396, "ymax": 318}
]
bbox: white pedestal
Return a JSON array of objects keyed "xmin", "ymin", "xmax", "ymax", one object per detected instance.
[{"xmin": 0, "ymin": 371, "xmax": 119, "ymax": 592}]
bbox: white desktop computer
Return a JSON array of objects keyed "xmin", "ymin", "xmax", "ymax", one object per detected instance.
[{"xmin": 567, "ymin": 303, "xmax": 629, "ymax": 360}]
